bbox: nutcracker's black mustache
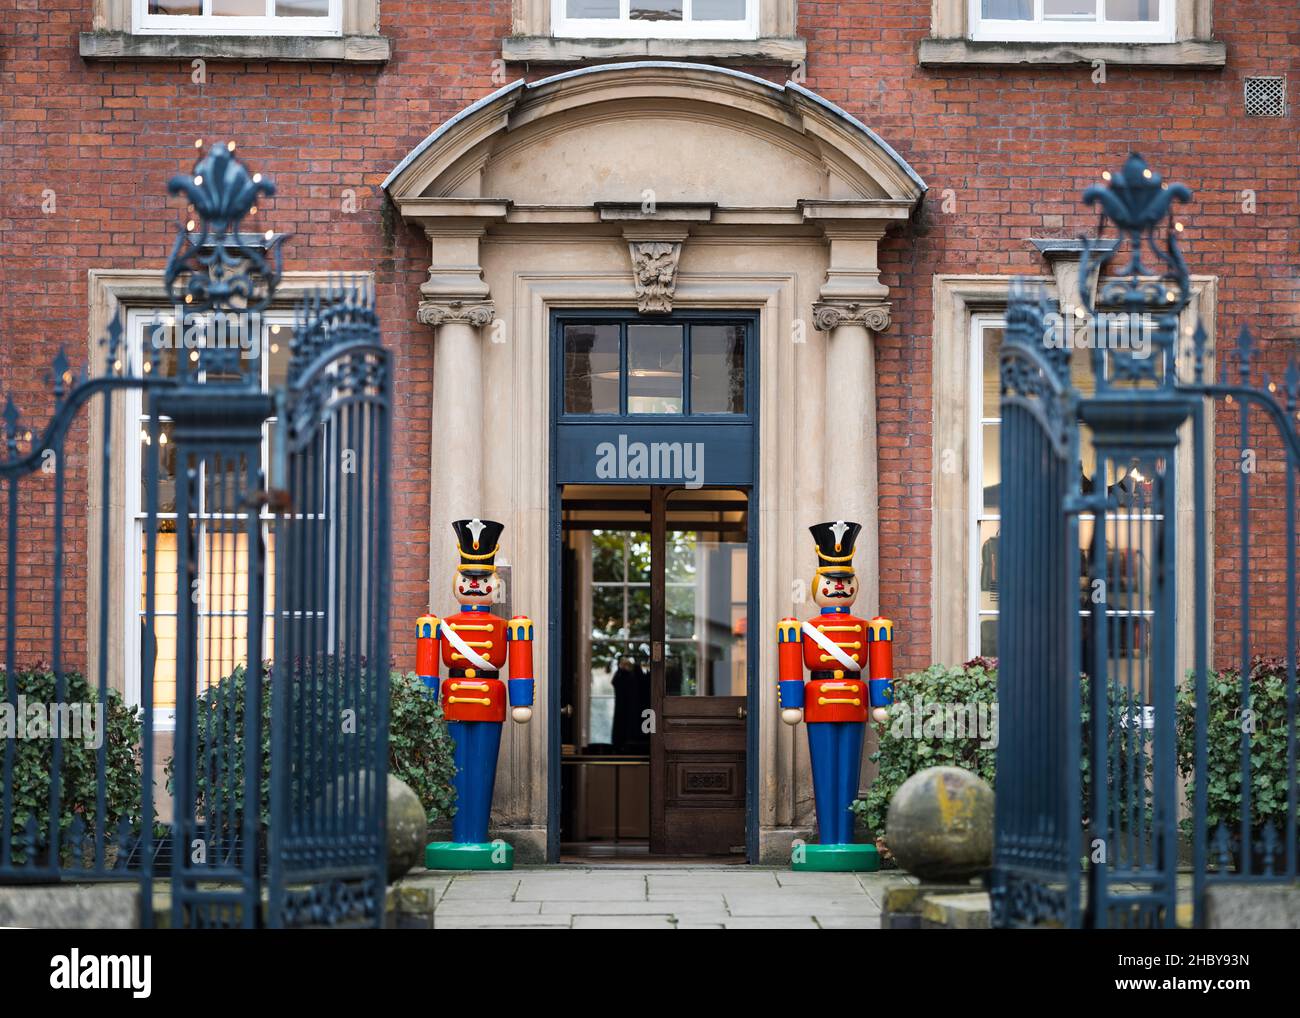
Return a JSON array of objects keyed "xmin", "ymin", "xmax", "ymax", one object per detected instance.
[{"xmin": 823, "ymin": 589, "xmax": 852, "ymax": 598}]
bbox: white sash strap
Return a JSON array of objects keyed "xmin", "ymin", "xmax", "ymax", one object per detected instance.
[
  {"xmin": 436, "ymin": 616, "xmax": 495, "ymax": 672},
  {"xmin": 802, "ymin": 618, "xmax": 862, "ymax": 673}
]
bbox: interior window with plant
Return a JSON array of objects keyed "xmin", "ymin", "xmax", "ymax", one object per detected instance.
[
  {"xmin": 553, "ymin": 0, "xmax": 758, "ymax": 39},
  {"xmin": 970, "ymin": 0, "xmax": 1173, "ymax": 43},
  {"xmin": 134, "ymin": 0, "xmax": 341, "ymax": 36}
]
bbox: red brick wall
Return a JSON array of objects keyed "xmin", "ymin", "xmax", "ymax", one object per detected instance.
[{"xmin": 0, "ymin": 1, "xmax": 1296, "ymax": 678}]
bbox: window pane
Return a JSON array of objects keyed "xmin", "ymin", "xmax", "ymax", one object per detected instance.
[
  {"xmin": 564, "ymin": 323, "xmax": 620, "ymax": 414},
  {"xmin": 977, "ymin": 520, "xmax": 1001, "ymax": 612},
  {"xmin": 982, "ymin": 422, "xmax": 1000, "ymax": 514},
  {"xmin": 212, "ymin": 0, "xmax": 266, "ymax": 14},
  {"xmin": 267, "ymin": 325, "xmax": 289, "ymax": 392},
  {"xmin": 627, "ymin": 324, "xmax": 683, "ymax": 414},
  {"xmin": 1106, "ymin": 0, "xmax": 1158, "ymax": 20},
  {"xmin": 979, "ymin": 617, "xmax": 998, "ymax": 658},
  {"xmin": 981, "ymin": 0, "xmax": 1031, "ymax": 17},
  {"xmin": 140, "ymin": 420, "xmax": 177, "ymax": 513},
  {"xmin": 690, "ymin": 324, "xmax": 745, "ymax": 413},
  {"xmin": 693, "ymin": 0, "xmax": 745, "ymax": 19},
  {"xmin": 568, "ymin": 0, "xmax": 618, "ymax": 15},
  {"xmin": 981, "ymin": 325, "xmax": 1004, "ymax": 415},
  {"xmin": 148, "ymin": 0, "xmax": 200, "ymax": 13},
  {"xmin": 1044, "ymin": 0, "xmax": 1097, "ymax": 17},
  {"xmin": 631, "ymin": 0, "xmax": 682, "ymax": 22},
  {"xmin": 276, "ymin": 0, "xmax": 327, "ymax": 13}
]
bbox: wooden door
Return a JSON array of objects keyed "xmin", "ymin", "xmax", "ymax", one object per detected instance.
[{"xmin": 649, "ymin": 486, "xmax": 749, "ymax": 856}]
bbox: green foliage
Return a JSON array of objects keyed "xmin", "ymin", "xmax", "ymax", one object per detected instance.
[
  {"xmin": 389, "ymin": 671, "xmax": 456, "ymax": 824},
  {"xmin": 0, "ymin": 667, "xmax": 146, "ymax": 863},
  {"xmin": 850, "ymin": 660, "xmax": 998, "ymax": 837},
  {"xmin": 1175, "ymin": 656, "xmax": 1293, "ymax": 836},
  {"xmin": 170, "ymin": 665, "xmax": 457, "ymax": 830},
  {"xmin": 851, "ymin": 660, "xmax": 1151, "ymax": 840}
]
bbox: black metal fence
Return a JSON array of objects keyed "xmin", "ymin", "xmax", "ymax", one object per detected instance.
[
  {"xmin": 0, "ymin": 144, "xmax": 391, "ymax": 928},
  {"xmin": 992, "ymin": 155, "xmax": 1299, "ymax": 928}
]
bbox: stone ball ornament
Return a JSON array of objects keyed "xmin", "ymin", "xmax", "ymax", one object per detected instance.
[
  {"xmin": 386, "ymin": 775, "xmax": 427, "ymax": 882},
  {"xmin": 886, "ymin": 766, "xmax": 994, "ymax": 881}
]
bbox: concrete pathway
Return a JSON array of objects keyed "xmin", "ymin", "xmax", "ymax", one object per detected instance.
[{"xmin": 416, "ymin": 866, "xmax": 917, "ymax": 929}]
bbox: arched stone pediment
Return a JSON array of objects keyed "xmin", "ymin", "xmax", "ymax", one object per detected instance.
[{"xmin": 384, "ymin": 62, "xmax": 926, "ymax": 215}]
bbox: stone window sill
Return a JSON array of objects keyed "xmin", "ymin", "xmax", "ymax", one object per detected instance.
[
  {"xmin": 78, "ymin": 31, "xmax": 391, "ymax": 63},
  {"xmin": 917, "ymin": 37, "xmax": 1225, "ymax": 68},
  {"xmin": 501, "ymin": 35, "xmax": 806, "ymax": 66}
]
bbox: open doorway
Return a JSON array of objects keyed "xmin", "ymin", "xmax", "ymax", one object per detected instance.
[{"xmin": 558, "ymin": 484, "xmax": 751, "ymax": 861}]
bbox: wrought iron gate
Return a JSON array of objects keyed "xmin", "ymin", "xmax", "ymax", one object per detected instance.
[
  {"xmin": 267, "ymin": 283, "xmax": 391, "ymax": 928},
  {"xmin": 0, "ymin": 143, "xmax": 391, "ymax": 928},
  {"xmin": 988, "ymin": 284, "xmax": 1083, "ymax": 928},
  {"xmin": 994, "ymin": 154, "xmax": 1300, "ymax": 928}
]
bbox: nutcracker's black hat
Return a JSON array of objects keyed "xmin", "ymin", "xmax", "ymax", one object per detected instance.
[
  {"xmin": 452, "ymin": 518, "xmax": 504, "ymax": 576},
  {"xmin": 810, "ymin": 520, "xmax": 862, "ymax": 578}
]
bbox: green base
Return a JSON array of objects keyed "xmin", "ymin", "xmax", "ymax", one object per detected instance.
[
  {"xmin": 425, "ymin": 841, "xmax": 514, "ymax": 871},
  {"xmin": 792, "ymin": 843, "xmax": 880, "ymax": 872}
]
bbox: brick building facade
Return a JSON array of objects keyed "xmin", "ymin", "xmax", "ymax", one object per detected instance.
[{"xmin": 0, "ymin": 1, "xmax": 1294, "ymax": 859}]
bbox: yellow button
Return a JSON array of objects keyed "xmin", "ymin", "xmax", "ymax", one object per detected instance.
[{"xmin": 466, "ymin": 668, "xmax": 476, "ymax": 678}]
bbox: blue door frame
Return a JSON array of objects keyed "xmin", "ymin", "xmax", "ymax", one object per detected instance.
[{"xmin": 546, "ymin": 309, "xmax": 760, "ymax": 863}]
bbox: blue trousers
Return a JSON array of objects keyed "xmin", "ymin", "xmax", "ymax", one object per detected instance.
[
  {"xmin": 448, "ymin": 720, "xmax": 503, "ymax": 845},
  {"xmin": 807, "ymin": 721, "xmax": 865, "ymax": 845}
]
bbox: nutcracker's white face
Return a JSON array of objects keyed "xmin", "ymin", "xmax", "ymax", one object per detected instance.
[
  {"xmin": 454, "ymin": 569, "xmax": 497, "ymax": 607},
  {"xmin": 814, "ymin": 572, "xmax": 858, "ymax": 609}
]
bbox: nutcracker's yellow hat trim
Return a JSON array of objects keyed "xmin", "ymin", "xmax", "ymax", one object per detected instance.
[{"xmin": 457, "ymin": 544, "xmax": 499, "ymax": 562}]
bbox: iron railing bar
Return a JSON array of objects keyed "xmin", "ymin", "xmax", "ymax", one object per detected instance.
[
  {"xmin": 49, "ymin": 412, "xmax": 67, "ymax": 870},
  {"xmin": 1191, "ymin": 400, "xmax": 1209, "ymax": 926},
  {"xmin": 1238, "ymin": 394, "xmax": 1252, "ymax": 876}
]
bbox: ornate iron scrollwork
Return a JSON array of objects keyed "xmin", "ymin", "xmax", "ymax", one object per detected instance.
[
  {"xmin": 1078, "ymin": 153, "xmax": 1194, "ymax": 389},
  {"xmin": 164, "ymin": 142, "xmax": 284, "ymax": 386}
]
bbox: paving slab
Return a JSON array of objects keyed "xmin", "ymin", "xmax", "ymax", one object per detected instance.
[
  {"xmin": 572, "ymin": 915, "xmax": 676, "ymax": 929},
  {"xmin": 434, "ymin": 914, "xmax": 573, "ymax": 929},
  {"xmin": 433, "ymin": 899, "xmax": 544, "ymax": 916},
  {"xmin": 514, "ymin": 874, "xmax": 648, "ymax": 902}
]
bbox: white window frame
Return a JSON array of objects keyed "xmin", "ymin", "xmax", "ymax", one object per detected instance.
[
  {"xmin": 969, "ymin": 0, "xmax": 1174, "ymax": 43},
  {"xmin": 552, "ymin": 0, "xmax": 759, "ymax": 40},
  {"xmin": 969, "ymin": 314, "xmax": 1003, "ymax": 660},
  {"xmin": 967, "ymin": 313, "xmax": 1163, "ymax": 661},
  {"xmin": 122, "ymin": 308, "xmax": 292, "ymax": 730},
  {"xmin": 133, "ymin": 0, "xmax": 342, "ymax": 37}
]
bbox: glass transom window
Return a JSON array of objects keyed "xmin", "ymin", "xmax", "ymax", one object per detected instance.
[
  {"xmin": 135, "ymin": 0, "xmax": 342, "ymax": 36},
  {"xmin": 970, "ymin": 0, "xmax": 1173, "ymax": 43},
  {"xmin": 554, "ymin": 0, "xmax": 758, "ymax": 40},
  {"xmin": 562, "ymin": 318, "xmax": 748, "ymax": 417}
]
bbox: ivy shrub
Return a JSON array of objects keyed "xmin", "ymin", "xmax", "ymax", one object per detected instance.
[
  {"xmin": 169, "ymin": 665, "xmax": 456, "ymax": 830},
  {"xmin": 851, "ymin": 659, "xmax": 1151, "ymax": 844},
  {"xmin": 0, "ymin": 667, "xmax": 146, "ymax": 864},
  {"xmin": 1175, "ymin": 656, "xmax": 1293, "ymax": 842},
  {"xmin": 849, "ymin": 659, "xmax": 998, "ymax": 839}
]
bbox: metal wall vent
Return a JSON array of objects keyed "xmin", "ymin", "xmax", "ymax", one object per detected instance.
[{"xmin": 1244, "ymin": 76, "xmax": 1288, "ymax": 117}]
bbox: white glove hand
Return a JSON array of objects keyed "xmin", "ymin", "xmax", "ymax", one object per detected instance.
[
  {"xmin": 781, "ymin": 708, "xmax": 803, "ymax": 726},
  {"xmin": 871, "ymin": 706, "xmax": 890, "ymax": 724},
  {"xmin": 512, "ymin": 706, "xmax": 533, "ymax": 724}
]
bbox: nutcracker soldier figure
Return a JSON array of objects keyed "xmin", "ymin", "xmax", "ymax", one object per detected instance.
[
  {"xmin": 417, "ymin": 519, "xmax": 536, "ymax": 870},
  {"xmin": 777, "ymin": 520, "xmax": 894, "ymax": 871}
]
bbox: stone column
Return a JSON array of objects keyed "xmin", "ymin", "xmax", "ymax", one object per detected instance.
[
  {"xmin": 812, "ymin": 300, "xmax": 890, "ymax": 617},
  {"xmin": 812, "ymin": 222, "xmax": 891, "ymax": 616},
  {"xmin": 418, "ymin": 298, "xmax": 494, "ymax": 607},
  {"xmin": 416, "ymin": 228, "xmax": 495, "ymax": 606}
]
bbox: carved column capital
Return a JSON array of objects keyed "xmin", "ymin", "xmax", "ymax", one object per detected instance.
[
  {"xmin": 417, "ymin": 299, "xmax": 496, "ymax": 329},
  {"xmin": 812, "ymin": 301, "xmax": 891, "ymax": 333}
]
